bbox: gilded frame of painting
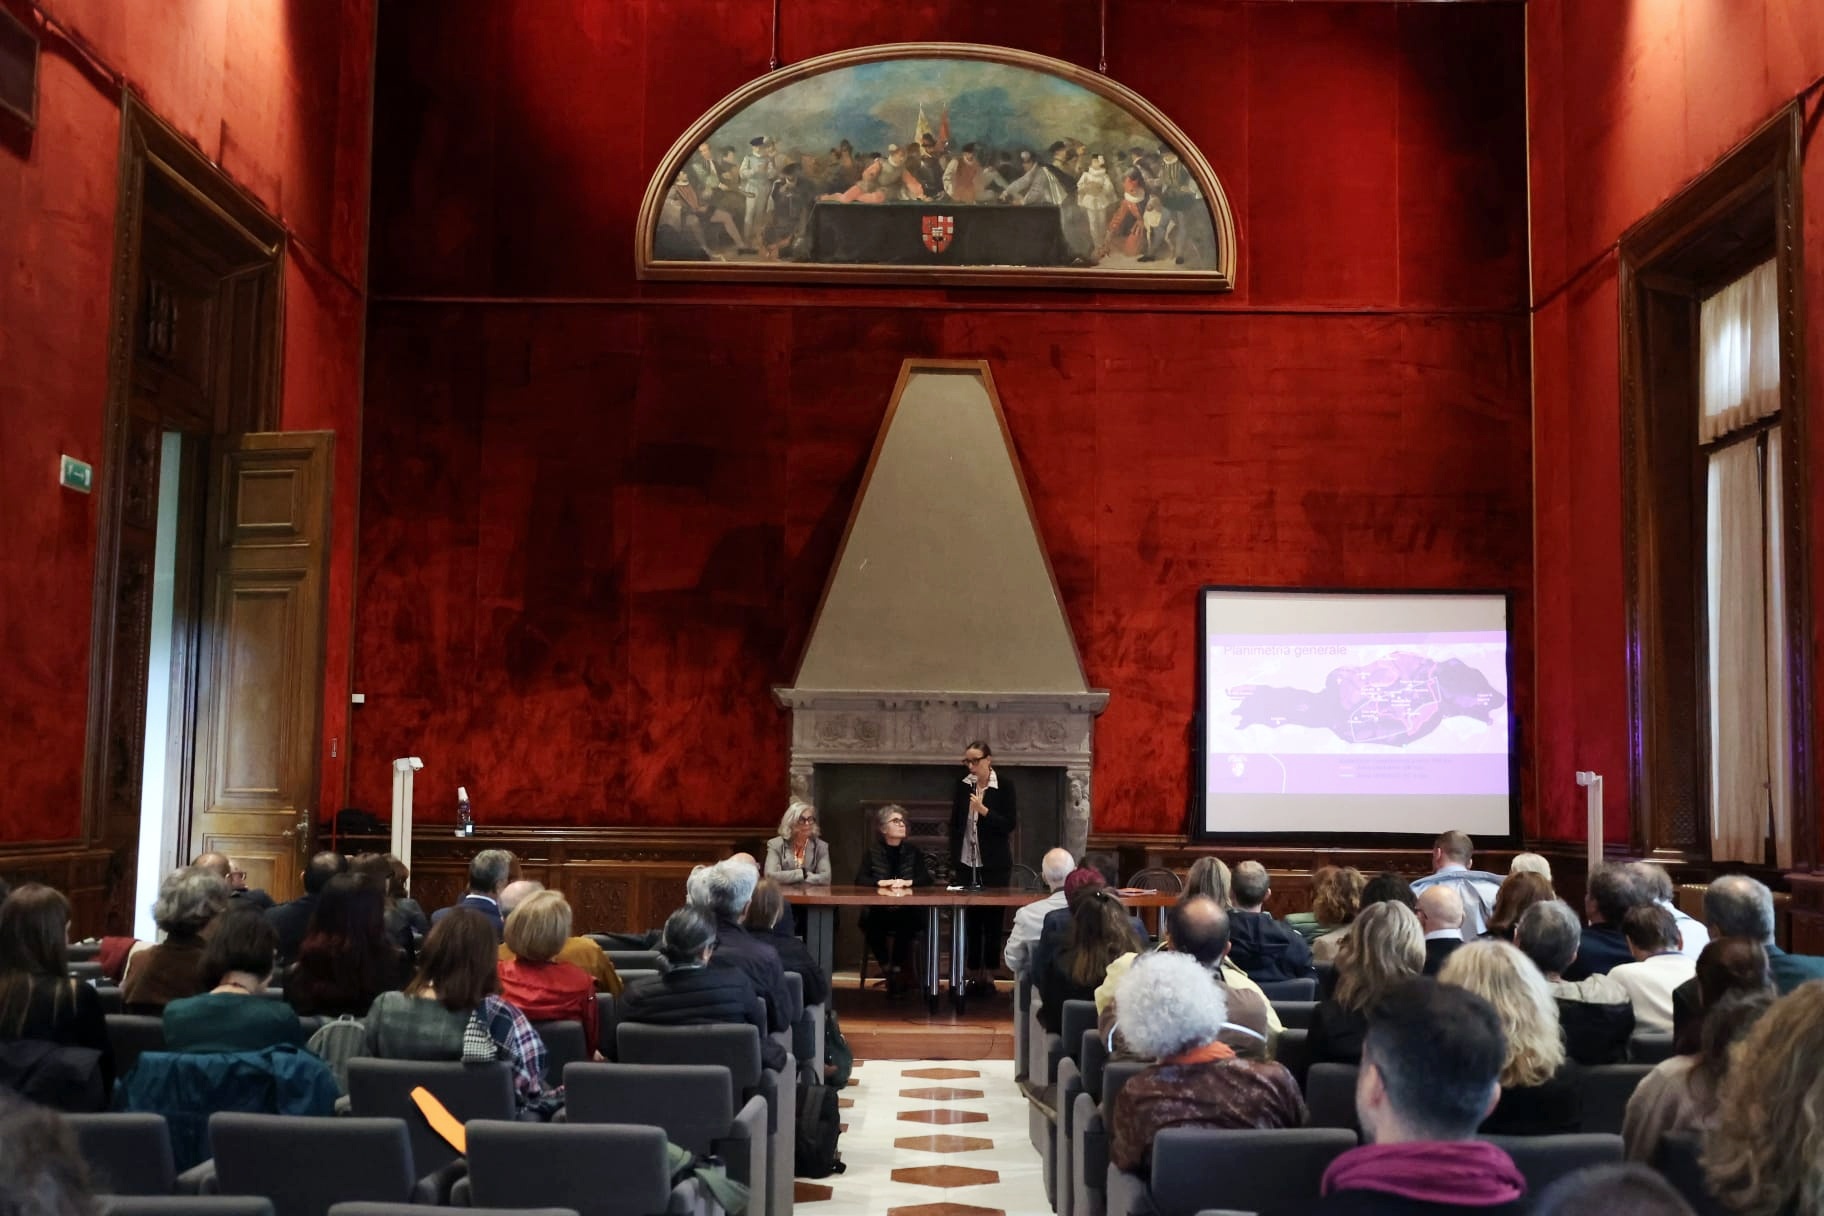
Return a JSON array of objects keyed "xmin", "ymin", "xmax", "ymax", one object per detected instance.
[{"xmin": 635, "ymin": 42, "xmax": 1236, "ymax": 291}]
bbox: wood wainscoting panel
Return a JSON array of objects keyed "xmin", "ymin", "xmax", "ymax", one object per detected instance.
[{"xmin": 0, "ymin": 845, "xmax": 122, "ymax": 937}]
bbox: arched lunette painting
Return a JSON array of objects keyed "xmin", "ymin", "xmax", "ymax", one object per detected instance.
[{"xmin": 637, "ymin": 43, "xmax": 1236, "ymax": 291}]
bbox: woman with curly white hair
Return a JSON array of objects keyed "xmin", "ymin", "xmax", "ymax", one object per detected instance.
[
  {"xmin": 1439, "ymin": 938, "xmax": 1581, "ymax": 1135},
  {"xmin": 1108, "ymin": 951, "xmax": 1306, "ymax": 1173}
]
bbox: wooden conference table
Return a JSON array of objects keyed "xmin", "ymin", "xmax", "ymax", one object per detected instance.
[{"xmin": 782, "ymin": 884, "xmax": 1178, "ymax": 1012}]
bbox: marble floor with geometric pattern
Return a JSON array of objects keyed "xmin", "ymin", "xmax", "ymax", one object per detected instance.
[{"xmin": 794, "ymin": 1058, "xmax": 1048, "ymax": 1216}]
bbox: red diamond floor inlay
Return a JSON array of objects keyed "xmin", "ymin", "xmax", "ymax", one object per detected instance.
[
  {"xmin": 839, "ymin": 1097, "xmax": 854, "ymax": 1108},
  {"xmin": 902, "ymin": 1067, "xmax": 982, "ymax": 1080},
  {"xmin": 895, "ymin": 1135, "xmax": 996, "ymax": 1154},
  {"xmin": 794, "ymin": 1182, "xmax": 834, "ymax": 1203},
  {"xmin": 897, "ymin": 1108, "xmax": 990, "ymax": 1125},
  {"xmin": 891, "ymin": 1166, "xmax": 1001, "ymax": 1188},
  {"xmin": 899, "ymin": 1086, "xmax": 986, "ymax": 1101},
  {"xmin": 885, "ymin": 1204, "xmax": 1005, "ymax": 1216}
]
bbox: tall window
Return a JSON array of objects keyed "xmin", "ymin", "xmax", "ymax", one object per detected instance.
[{"xmin": 1699, "ymin": 261, "xmax": 1790, "ymax": 864}]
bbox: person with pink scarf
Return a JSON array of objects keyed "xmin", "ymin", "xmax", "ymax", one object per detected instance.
[{"xmin": 1314, "ymin": 979, "xmax": 1528, "ymax": 1214}]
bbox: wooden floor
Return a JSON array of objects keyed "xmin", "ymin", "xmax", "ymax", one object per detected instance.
[{"xmin": 831, "ymin": 970, "xmax": 1017, "ymax": 1061}]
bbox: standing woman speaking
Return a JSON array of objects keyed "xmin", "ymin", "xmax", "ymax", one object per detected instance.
[{"xmin": 952, "ymin": 740, "xmax": 1017, "ymax": 993}]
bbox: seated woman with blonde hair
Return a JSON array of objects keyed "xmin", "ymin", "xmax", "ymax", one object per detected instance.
[
  {"xmin": 497, "ymin": 890, "xmax": 600, "ymax": 1059},
  {"xmin": 1309, "ymin": 901, "xmax": 1425, "ymax": 1065},
  {"xmin": 1440, "ymin": 939, "xmax": 1581, "ymax": 1135},
  {"xmin": 1109, "ymin": 951, "xmax": 1305, "ymax": 1173}
]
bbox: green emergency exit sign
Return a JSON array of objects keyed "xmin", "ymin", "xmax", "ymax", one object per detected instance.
[{"xmin": 59, "ymin": 454, "xmax": 93, "ymax": 493}]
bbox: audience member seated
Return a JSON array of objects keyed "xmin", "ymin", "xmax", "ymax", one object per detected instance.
[
  {"xmin": 495, "ymin": 889, "xmax": 600, "ymax": 1059},
  {"xmin": 1100, "ymin": 896, "xmax": 1278, "ymax": 1060},
  {"xmin": 350, "ymin": 852, "xmax": 421, "ymax": 962},
  {"xmin": 430, "ymin": 848, "xmax": 515, "ymax": 940},
  {"xmin": 1508, "ymin": 853, "xmax": 1553, "ymax": 882},
  {"xmin": 1310, "ymin": 901, "xmax": 1424, "ymax": 1066},
  {"xmin": 1040, "ymin": 885, "xmax": 1140, "ymax": 1034},
  {"xmin": 0, "ymin": 1094, "xmax": 96, "ymax": 1216},
  {"xmin": 1417, "ymin": 885, "xmax": 1468, "ymax": 976},
  {"xmin": 163, "ymin": 907, "xmax": 305, "ymax": 1052},
  {"xmin": 1409, "ymin": 831, "xmax": 1505, "ymax": 938},
  {"xmin": 618, "ymin": 905, "xmax": 787, "ymax": 1073},
  {"xmin": 265, "ymin": 851, "xmax": 349, "ymax": 965},
  {"xmin": 192, "ymin": 851, "xmax": 273, "ymax": 911},
  {"xmin": 1298, "ymin": 866, "xmax": 1366, "ymax": 964},
  {"xmin": 1439, "ymin": 940, "xmax": 1580, "ymax": 1136},
  {"xmin": 763, "ymin": 799, "xmax": 832, "ymax": 888},
  {"xmin": 495, "ymin": 880, "xmax": 622, "ymax": 994},
  {"xmin": 1609, "ymin": 906, "xmax": 1696, "ymax": 1034},
  {"xmin": 1669, "ymin": 936, "xmax": 1772, "ymax": 1054},
  {"xmin": 1633, "ymin": 864, "xmax": 1708, "ymax": 961},
  {"xmin": 855, "ymin": 804, "xmax": 933, "ymax": 994},
  {"xmin": 1034, "ymin": 866, "xmax": 1149, "ymax": 985},
  {"xmin": 1703, "ymin": 979, "xmax": 1824, "ymax": 1215},
  {"xmin": 1483, "ymin": 871, "xmax": 1554, "ymax": 942},
  {"xmin": 1531, "ymin": 1163, "xmax": 1700, "ymax": 1216},
  {"xmin": 745, "ymin": 878, "xmax": 829, "ymax": 1008},
  {"xmin": 1181, "ymin": 855, "xmax": 1234, "ymax": 908},
  {"xmin": 1516, "ymin": 899, "xmax": 1634, "ymax": 1065},
  {"xmin": 1002, "ymin": 847, "xmax": 1074, "ymax": 977},
  {"xmin": 122, "ymin": 868, "xmax": 227, "ymax": 1013},
  {"xmin": 284, "ymin": 872, "xmax": 406, "ymax": 1018},
  {"xmin": 1226, "ymin": 860, "xmax": 1315, "ymax": 982},
  {"xmin": 1108, "ymin": 952, "xmax": 1306, "ymax": 1173},
  {"xmin": 1622, "ymin": 987, "xmax": 1771, "ymax": 1164},
  {"xmin": 1362, "ymin": 871, "xmax": 1418, "ymax": 910},
  {"xmin": 1688, "ymin": 874, "xmax": 1824, "ymax": 997},
  {"xmin": 363, "ymin": 907, "xmax": 561, "ymax": 1118},
  {"xmin": 1565, "ymin": 864, "xmax": 1651, "ymax": 981},
  {"xmin": 0, "ymin": 883, "xmax": 114, "ymax": 1103},
  {"xmin": 1313, "ymin": 979, "xmax": 1528, "ymax": 1214},
  {"xmin": 689, "ymin": 858, "xmax": 797, "ymax": 1031}
]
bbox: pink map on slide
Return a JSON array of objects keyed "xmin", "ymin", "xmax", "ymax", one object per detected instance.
[{"xmin": 1228, "ymin": 651, "xmax": 1506, "ymax": 747}]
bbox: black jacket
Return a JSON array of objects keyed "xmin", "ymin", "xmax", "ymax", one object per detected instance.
[
  {"xmin": 949, "ymin": 777, "xmax": 1016, "ymax": 876},
  {"xmin": 1423, "ymin": 936, "xmax": 1465, "ymax": 977},
  {"xmin": 856, "ymin": 841, "xmax": 934, "ymax": 887},
  {"xmin": 1308, "ymin": 999, "xmax": 1369, "ymax": 1065},
  {"xmin": 1226, "ymin": 910, "xmax": 1315, "ymax": 983},
  {"xmin": 709, "ymin": 915, "xmax": 798, "ymax": 1032},
  {"xmin": 755, "ymin": 921, "xmax": 830, "ymax": 1008},
  {"xmin": 1479, "ymin": 1064, "xmax": 1582, "ymax": 1136},
  {"xmin": 431, "ymin": 893, "xmax": 505, "ymax": 940},
  {"xmin": 265, "ymin": 895, "xmax": 320, "ymax": 965},
  {"xmin": 617, "ymin": 963, "xmax": 785, "ymax": 1072},
  {"xmin": 1562, "ymin": 925, "xmax": 1633, "ymax": 981},
  {"xmin": 1561, "ymin": 995, "xmax": 1637, "ymax": 1064}
]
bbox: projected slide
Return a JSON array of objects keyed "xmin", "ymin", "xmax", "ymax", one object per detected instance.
[{"xmin": 1200, "ymin": 590, "xmax": 1512, "ymax": 837}]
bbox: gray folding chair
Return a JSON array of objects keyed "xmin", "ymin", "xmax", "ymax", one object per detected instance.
[
  {"xmin": 531, "ymin": 1020, "xmax": 589, "ymax": 1082},
  {"xmin": 95, "ymin": 985, "xmax": 124, "ymax": 1014},
  {"xmin": 106, "ymin": 1014, "xmax": 167, "ymax": 1079},
  {"xmin": 1081, "ymin": 1025, "xmax": 1110, "ymax": 1101},
  {"xmin": 566, "ymin": 1062, "xmax": 767, "ymax": 1203},
  {"xmin": 617, "ymin": 969, "xmax": 660, "ymax": 993},
  {"xmin": 1013, "ymin": 971, "xmax": 1034, "ymax": 1084},
  {"xmin": 1483, "ymin": 1134, "xmax": 1624, "ymax": 1194},
  {"xmin": 1271, "ymin": 1000, "xmax": 1316, "ymax": 1030},
  {"xmin": 346, "ymin": 1060, "xmax": 516, "ymax": 1200},
  {"xmin": 1134, "ymin": 1127, "xmax": 1359, "ymax": 1216},
  {"xmin": 1038, "ymin": 999, "xmax": 1101, "ymax": 1203},
  {"xmin": 1256, "ymin": 978, "xmax": 1317, "ymax": 1002},
  {"xmin": 462, "ymin": 1122, "xmax": 707, "ymax": 1216},
  {"xmin": 1273, "ymin": 1027, "xmax": 1311, "ymax": 1087},
  {"xmin": 70, "ymin": 961, "xmax": 104, "ymax": 981},
  {"xmin": 1072, "ymin": 1060, "xmax": 1149, "ymax": 1216},
  {"xmin": 1054, "ymin": 1046, "xmax": 1090, "ymax": 1216},
  {"xmin": 1653, "ymin": 1131, "xmax": 1728, "ymax": 1216},
  {"xmin": 1304, "ymin": 1063, "xmax": 1360, "ymax": 1131},
  {"xmin": 67, "ymin": 1113, "xmax": 176, "ymax": 1196},
  {"xmin": 618, "ymin": 1022, "xmax": 794, "ymax": 1216},
  {"xmin": 595, "ymin": 993, "xmax": 617, "ymax": 1061},
  {"xmin": 1628, "ymin": 1031, "xmax": 1676, "ymax": 1064},
  {"xmin": 207, "ymin": 1114, "xmax": 417, "ymax": 1216},
  {"xmin": 604, "ymin": 950, "xmax": 666, "ymax": 973},
  {"xmin": 98, "ymin": 1200, "xmax": 274, "ymax": 1216},
  {"xmin": 1577, "ymin": 1063, "xmax": 1652, "ymax": 1136}
]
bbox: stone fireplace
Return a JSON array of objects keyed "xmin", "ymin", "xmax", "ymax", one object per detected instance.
[{"xmin": 773, "ymin": 361, "xmax": 1108, "ymax": 857}]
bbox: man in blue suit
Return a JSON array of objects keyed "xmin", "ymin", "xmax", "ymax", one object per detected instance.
[
  {"xmin": 1671, "ymin": 874, "xmax": 1824, "ymax": 1041},
  {"xmin": 431, "ymin": 848, "xmax": 514, "ymax": 940}
]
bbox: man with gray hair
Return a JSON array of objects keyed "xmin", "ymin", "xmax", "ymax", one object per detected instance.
[
  {"xmin": 688, "ymin": 858, "xmax": 798, "ymax": 1032},
  {"xmin": 1002, "ymin": 847, "xmax": 1074, "ymax": 976},
  {"xmin": 1225, "ymin": 860, "xmax": 1315, "ymax": 982},
  {"xmin": 1517, "ymin": 899, "xmax": 1634, "ymax": 1064},
  {"xmin": 1667, "ymin": 874, "xmax": 1824, "ymax": 1042},
  {"xmin": 431, "ymin": 847, "xmax": 515, "ymax": 940},
  {"xmin": 1629, "ymin": 862, "xmax": 1708, "ymax": 960},
  {"xmin": 193, "ymin": 851, "xmax": 273, "ymax": 911}
]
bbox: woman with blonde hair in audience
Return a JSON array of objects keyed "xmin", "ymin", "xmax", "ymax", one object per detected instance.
[
  {"xmin": 1108, "ymin": 951, "xmax": 1305, "ymax": 1173},
  {"xmin": 1296, "ymin": 866, "xmax": 1366, "ymax": 964},
  {"xmin": 1180, "ymin": 856, "xmax": 1233, "ymax": 909},
  {"xmin": 122, "ymin": 868, "xmax": 228, "ymax": 1013},
  {"xmin": 496, "ymin": 890, "xmax": 599, "ymax": 1059},
  {"xmin": 1509, "ymin": 852, "xmax": 1553, "ymax": 882},
  {"xmin": 1309, "ymin": 900, "xmax": 1424, "ymax": 1064},
  {"xmin": 0, "ymin": 883, "xmax": 113, "ymax": 1103},
  {"xmin": 1440, "ymin": 938, "xmax": 1580, "ymax": 1134},
  {"xmin": 1703, "ymin": 980, "xmax": 1824, "ymax": 1215},
  {"xmin": 1483, "ymin": 870, "xmax": 1556, "ymax": 941}
]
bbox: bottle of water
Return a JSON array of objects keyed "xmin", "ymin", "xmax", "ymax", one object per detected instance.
[{"xmin": 456, "ymin": 786, "xmax": 474, "ymax": 837}]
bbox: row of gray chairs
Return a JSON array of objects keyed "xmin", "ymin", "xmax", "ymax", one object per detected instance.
[{"xmin": 1302, "ymin": 1061, "xmax": 1654, "ymax": 1137}]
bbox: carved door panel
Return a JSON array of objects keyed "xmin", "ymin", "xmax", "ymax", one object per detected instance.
[{"xmin": 188, "ymin": 433, "xmax": 333, "ymax": 903}]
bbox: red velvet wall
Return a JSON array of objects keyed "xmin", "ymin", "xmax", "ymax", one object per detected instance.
[
  {"xmin": 0, "ymin": 0, "xmax": 374, "ymax": 842},
  {"xmin": 353, "ymin": 1, "xmax": 1534, "ymax": 836},
  {"xmin": 1527, "ymin": 0, "xmax": 1824, "ymax": 843}
]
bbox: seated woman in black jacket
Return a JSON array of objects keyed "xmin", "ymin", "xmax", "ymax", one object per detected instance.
[
  {"xmin": 854, "ymin": 804, "xmax": 933, "ymax": 995},
  {"xmin": 0, "ymin": 884, "xmax": 114, "ymax": 1106},
  {"xmin": 618, "ymin": 905, "xmax": 785, "ymax": 1072},
  {"xmin": 744, "ymin": 878, "xmax": 829, "ymax": 1007},
  {"xmin": 1309, "ymin": 901, "xmax": 1425, "ymax": 1065}
]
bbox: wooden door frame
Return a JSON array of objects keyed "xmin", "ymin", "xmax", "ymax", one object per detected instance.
[{"xmin": 80, "ymin": 92, "xmax": 287, "ymax": 930}]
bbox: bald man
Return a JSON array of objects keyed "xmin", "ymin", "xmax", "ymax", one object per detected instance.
[
  {"xmin": 1003, "ymin": 847, "xmax": 1075, "ymax": 976},
  {"xmin": 495, "ymin": 878, "xmax": 623, "ymax": 995},
  {"xmin": 1417, "ymin": 884, "xmax": 1467, "ymax": 975},
  {"xmin": 193, "ymin": 851, "xmax": 273, "ymax": 911}
]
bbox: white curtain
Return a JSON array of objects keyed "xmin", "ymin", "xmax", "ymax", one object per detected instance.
[
  {"xmin": 1765, "ymin": 427, "xmax": 1792, "ymax": 867},
  {"xmin": 1699, "ymin": 258, "xmax": 1780, "ymax": 442},
  {"xmin": 1707, "ymin": 441, "xmax": 1770, "ymax": 863}
]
